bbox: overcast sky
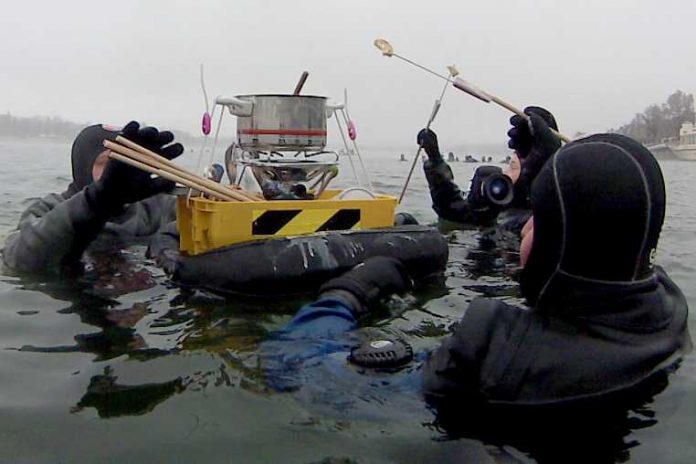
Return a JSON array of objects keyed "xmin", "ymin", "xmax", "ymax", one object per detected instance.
[{"xmin": 1, "ymin": 0, "xmax": 694, "ymax": 148}]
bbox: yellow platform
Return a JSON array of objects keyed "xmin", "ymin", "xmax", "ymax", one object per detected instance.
[{"xmin": 177, "ymin": 189, "xmax": 398, "ymax": 255}]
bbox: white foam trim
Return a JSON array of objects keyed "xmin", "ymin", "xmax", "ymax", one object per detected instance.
[
  {"xmin": 537, "ymin": 152, "xmax": 566, "ymax": 305},
  {"xmin": 620, "ymin": 150, "xmax": 652, "ymax": 279}
]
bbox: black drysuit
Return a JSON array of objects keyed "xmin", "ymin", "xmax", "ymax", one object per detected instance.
[
  {"xmin": 1, "ymin": 125, "xmax": 176, "ymax": 275},
  {"xmin": 423, "ymin": 134, "xmax": 692, "ymax": 406},
  {"xmin": 423, "ymin": 158, "xmax": 530, "ymax": 232},
  {"xmin": 422, "ymin": 107, "xmax": 559, "ymax": 234}
]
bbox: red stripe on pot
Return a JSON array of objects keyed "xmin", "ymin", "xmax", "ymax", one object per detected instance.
[{"xmin": 239, "ymin": 129, "xmax": 327, "ymax": 136}]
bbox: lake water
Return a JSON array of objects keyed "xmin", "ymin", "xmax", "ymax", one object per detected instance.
[{"xmin": 0, "ymin": 138, "xmax": 694, "ymax": 463}]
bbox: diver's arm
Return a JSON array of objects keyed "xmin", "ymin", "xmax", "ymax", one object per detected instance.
[
  {"xmin": 423, "ymin": 297, "xmax": 534, "ymax": 402},
  {"xmin": 422, "ymin": 297, "xmax": 499, "ymax": 400},
  {"xmin": 272, "ymin": 257, "xmax": 411, "ymax": 340},
  {"xmin": 418, "ymin": 129, "xmax": 500, "ymax": 226},
  {"xmin": 262, "ymin": 258, "xmax": 411, "ymax": 392},
  {"xmin": 422, "ymin": 323, "xmax": 483, "ymax": 398},
  {"xmin": 261, "ymin": 295, "xmax": 358, "ymax": 392},
  {"xmin": 274, "ymin": 295, "xmax": 359, "ymax": 340},
  {"xmin": 424, "ymin": 160, "xmax": 501, "ymax": 226},
  {"xmin": 2, "ymin": 191, "xmax": 108, "ymax": 275},
  {"xmin": 425, "ymin": 159, "xmax": 486, "ymax": 224}
]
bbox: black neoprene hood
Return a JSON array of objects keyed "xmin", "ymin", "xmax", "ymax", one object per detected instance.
[
  {"xmin": 65, "ymin": 124, "xmax": 120, "ymax": 197},
  {"xmin": 520, "ymin": 133, "xmax": 666, "ymax": 310}
]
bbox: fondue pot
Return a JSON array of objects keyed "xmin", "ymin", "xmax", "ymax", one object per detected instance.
[{"xmin": 216, "ymin": 94, "xmax": 328, "ymax": 150}]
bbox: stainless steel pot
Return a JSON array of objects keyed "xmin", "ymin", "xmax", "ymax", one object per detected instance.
[{"xmin": 217, "ymin": 94, "xmax": 328, "ymax": 150}]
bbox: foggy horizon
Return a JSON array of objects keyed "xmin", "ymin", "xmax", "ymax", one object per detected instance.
[{"xmin": 2, "ymin": 0, "xmax": 694, "ymax": 148}]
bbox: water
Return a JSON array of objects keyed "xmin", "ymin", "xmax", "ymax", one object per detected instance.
[{"xmin": 0, "ymin": 138, "xmax": 694, "ymax": 463}]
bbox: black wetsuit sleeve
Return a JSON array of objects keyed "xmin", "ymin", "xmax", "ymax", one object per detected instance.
[
  {"xmin": 1, "ymin": 191, "xmax": 107, "ymax": 275},
  {"xmin": 424, "ymin": 298, "xmax": 539, "ymax": 406},
  {"xmin": 422, "ymin": 298, "xmax": 500, "ymax": 400},
  {"xmin": 423, "ymin": 160, "xmax": 499, "ymax": 226}
]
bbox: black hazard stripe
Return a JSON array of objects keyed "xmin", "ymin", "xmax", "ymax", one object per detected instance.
[
  {"xmin": 317, "ymin": 209, "xmax": 361, "ymax": 231},
  {"xmin": 252, "ymin": 210, "xmax": 302, "ymax": 235}
]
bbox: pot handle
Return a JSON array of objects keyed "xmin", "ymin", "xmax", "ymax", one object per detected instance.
[
  {"xmin": 326, "ymin": 103, "xmax": 344, "ymax": 119},
  {"xmin": 215, "ymin": 96, "xmax": 253, "ymax": 117}
]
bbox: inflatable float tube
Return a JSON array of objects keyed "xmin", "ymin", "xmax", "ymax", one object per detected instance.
[{"xmin": 171, "ymin": 225, "xmax": 448, "ymax": 297}]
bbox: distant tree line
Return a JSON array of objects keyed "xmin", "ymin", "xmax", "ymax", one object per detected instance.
[
  {"xmin": 0, "ymin": 112, "xmax": 87, "ymax": 138},
  {"xmin": 610, "ymin": 91, "xmax": 695, "ymax": 144},
  {"xmin": 0, "ymin": 112, "xmax": 198, "ymax": 143}
]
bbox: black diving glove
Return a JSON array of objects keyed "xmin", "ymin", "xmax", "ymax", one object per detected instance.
[
  {"xmin": 516, "ymin": 112, "xmax": 561, "ymax": 186},
  {"xmin": 507, "ymin": 106, "xmax": 559, "ymax": 159},
  {"xmin": 319, "ymin": 256, "xmax": 413, "ymax": 316},
  {"xmin": 417, "ymin": 128, "xmax": 443, "ymax": 162},
  {"xmin": 84, "ymin": 121, "xmax": 185, "ymax": 216}
]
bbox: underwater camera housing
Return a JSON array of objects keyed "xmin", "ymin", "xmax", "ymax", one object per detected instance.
[
  {"xmin": 471, "ymin": 166, "xmax": 514, "ymax": 207},
  {"xmin": 481, "ymin": 172, "xmax": 514, "ymax": 206}
]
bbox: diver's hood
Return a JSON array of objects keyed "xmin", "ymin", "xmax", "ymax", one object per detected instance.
[
  {"xmin": 520, "ymin": 134, "xmax": 666, "ymax": 315},
  {"xmin": 64, "ymin": 124, "xmax": 120, "ymax": 198}
]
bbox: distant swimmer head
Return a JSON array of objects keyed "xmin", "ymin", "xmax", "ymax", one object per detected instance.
[
  {"xmin": 520, "ymin": 133, "xmax": 665, "ymax": 310},
  {"xmin": 65, "ymin": 124, "xmax": 120, "ymax": 197}
]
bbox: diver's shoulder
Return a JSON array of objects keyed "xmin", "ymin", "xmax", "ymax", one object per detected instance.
[
  {"xmin": 654, "ymin": 265, "xmax": 688, "ymax": 302},
  {"xmin": 454, "ymin": 297, "xmax": 531, "ymax": 339},
  {"xmin": 18, "ymin": 192, "xmax": 67, "ymax": 218},
  {"xmin": 125, "ymin": 193, "xmax": 177, "ymax": 221},
  {"xmin": 33, "ymin": 192, "xmax": 66, "ymax": 206}
]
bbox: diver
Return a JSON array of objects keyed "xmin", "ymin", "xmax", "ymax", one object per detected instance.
[
  {"xmin": 418, "ymin": 106, "xmax": 560, "ymax": 234},
  {"xmin": 1, "ymin": 121, "xmax": 183, "ymax": 276},
  {"xmin": 0, "ymin": 119, "xmax": 427, "ymax": 289},
  {"xmin": 263, "ymin": 129, "xmax": 690, "ymax": 460},
  {"xmin": 422, "ymin": 129, "xmax": 691, "ymax": 404}
]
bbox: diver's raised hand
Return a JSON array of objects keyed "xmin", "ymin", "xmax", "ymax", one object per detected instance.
[
  {"xmin": 517, "ymin": 112, "xmax": 561, "ymax": 184},
  {"xmin": 85, "ymin": 121, "xmax": 184, "ymax": 216},
  {"xmin": 120, "ymin": 120, "xmax": 184, "ymax": 160},
  {"xmin": 509, "ymin": 111, "xmax": 562, "ymax": 206},
  {"xmin": 507, "ymin": 106, "xmax": 559, "ymax": 160},
  {"xmin": 417, "ymin": 128, "xmax": 443, "ymax": 162}
]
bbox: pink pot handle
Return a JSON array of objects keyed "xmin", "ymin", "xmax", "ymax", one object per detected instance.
[
  {"xmin": 202, "ymin": 112, "xmax": 212, "ymax": 135},
  {"xmin": 348, "ymin": 120, "xmax": 357, "ymax": 141}
]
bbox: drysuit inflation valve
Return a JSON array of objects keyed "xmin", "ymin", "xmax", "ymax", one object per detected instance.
[{"xmin": 349, "ymin": 338, "xmax": 413, "ymax": 369}]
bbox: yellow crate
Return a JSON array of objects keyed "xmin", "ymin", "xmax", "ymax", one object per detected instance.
[{"xmin": 177, "ymin": 189, "xmax": 397, "ymax": 255}]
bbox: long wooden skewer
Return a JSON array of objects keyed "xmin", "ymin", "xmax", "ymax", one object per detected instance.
[
  {"xmin": 107, "ymin": 152, "xmax": 237, "ymax": 201},
  {"xmin": 113, "ymin": 136, "xmax": 259, "ymax": 201},
  {"xmin": 374, "ymin": 39, "xmax": 572, "ymax": 143},
  {"xmin": 450, "ymin": 78, "xmax": 572, "ymax": 143},
  {"xmin": 105, "ymin": 139, "xmax": 259, "ymax": 202},
  {"xmin": 113, "ymin": 137, "xmax": 259, "ymax": 201},
  {"xmin": 105, "ymin": 141, "xmax": 250, "ymax": 202}
]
